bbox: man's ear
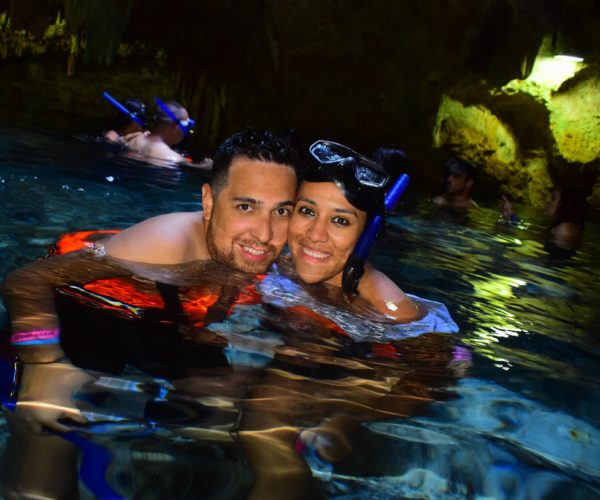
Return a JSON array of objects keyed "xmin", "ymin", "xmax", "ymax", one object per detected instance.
[
  {"xmin": 466, "ymin": 178, "xmax": 474, "ymax": 190},
  {"xmin": 201, "ymin": 184, "xmax": 214, "ymax": 221}
]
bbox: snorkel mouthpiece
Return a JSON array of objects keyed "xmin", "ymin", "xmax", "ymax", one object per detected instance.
[
  {"xmin": 342, "ymin": 173, "xmax": 410, "ymax": 294},
  {"xmin": 102, "ymin": 91, "xmax": 146, "ymax": 127},
  {"xmin": 154, "ymin": 96, "xmax": 195, "ymax": 136}
]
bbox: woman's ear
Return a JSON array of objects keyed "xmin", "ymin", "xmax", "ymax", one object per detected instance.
[{"xmin": 201, "ymin": 184, "xmax": 214, "ymax": 221}]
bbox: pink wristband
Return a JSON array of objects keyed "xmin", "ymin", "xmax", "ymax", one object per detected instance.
[{"xmin": 10, "ymin": 328, "xmax": 60, "ymax": 346}]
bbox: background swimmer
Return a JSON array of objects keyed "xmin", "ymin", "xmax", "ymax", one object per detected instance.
[
  {"xmin": 499, "ymin": 187, "xmax": 588, "ymax": 249},
  {"xmin": 102, "ymin": 94, "xmax": 148, "ymax": 143},
  {"xmin": 125, "ymin": 100, "xmax": 194, "ymax": 167},
  {"xmin": 432, "ymin": 157, "xmax": 479, "ymax": 212}
]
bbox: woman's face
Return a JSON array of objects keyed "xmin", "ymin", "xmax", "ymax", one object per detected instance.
[
  {"xmin": 544, "ymin": 189, "xmax": 561, "ymax": 218},
  {"xmin": 288, "ymin": 181, "xmax": 367, "ymax": 286}
]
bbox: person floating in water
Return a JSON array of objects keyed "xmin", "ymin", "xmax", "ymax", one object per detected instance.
[
  {"xmin": 233, "ymin": 140, "xmax": 459, "ymax": 499},
  {"xmin": 102, "ymin": 96, "xmax": 148, "ymax": 144},
  {"xmin": 499, "ymin": 187, "xmax": 587, "ymax": 249},
  {"xmin": 432, "ymin": 157, "xmax": 479, "ymax": 212},
  {"xmin": 125, "ymin": 98, "xmax": 195, "ymax": 167}
]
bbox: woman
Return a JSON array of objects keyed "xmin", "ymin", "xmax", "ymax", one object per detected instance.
[
  {"xmin": 544, "ymin": 187, "xmax": 587, "ymax": 248},
  {"xmin": 287, "ymin": 140, "xmax": 422, "ymax": 322},
  {"xmin": 103, "ymin": 97, "xmax": 148, "ymax": 143},
  {"xmin": 237, "ymin": 141, "xmax": 462, "ymax": 498},
  {"xmin": 500, "ymin": 187, "xmax": 587, "ymax": 249}
]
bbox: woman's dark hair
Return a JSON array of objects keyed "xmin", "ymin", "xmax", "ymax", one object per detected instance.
[
  {"xmin": 210, "ymin": 129, "xmax": 302, "ymax": 197},
  {"xmin": 372, "ymin": 147, "xmax": 407, "ymax": 179},
  {"xmin": 552, "ymin": 187, "xmax": 587, "ymax": 228},
  {"xmin": 111, "ymin": 98, "xmax": 147, "ymax": 129}
]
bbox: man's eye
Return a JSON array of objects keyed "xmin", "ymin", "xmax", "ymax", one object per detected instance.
[
  {"xmin": 237, "ymin": 203, "xmax": 252, "ymax": 212},
  {"xmin": 332, "ymin": 216, "xmax": 350, "ymax": 226},
  {"xmin": 298, "ymin": 206, "xmax": 314, "ymax": 216},
  {"xmin": 274, "ymin": 207, "xmax": 291, "ymax": 217}
]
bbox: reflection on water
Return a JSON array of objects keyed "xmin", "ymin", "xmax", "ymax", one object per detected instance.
[{"xmin": 1, "ymin": 125, "xmax": 599, "ymax": 498}]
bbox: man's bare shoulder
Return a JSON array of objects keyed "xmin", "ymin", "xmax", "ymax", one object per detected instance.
[
  {"xmin": 432, "ymin": 195, "xmax": 448, "ymax": 207},
  {"xmin": 105, "ymin": 212, "xmax": 209, "ymax": 264},
  {"xmin": 142, "ymin": 141, "xmax": 181, "ymax": 163}
]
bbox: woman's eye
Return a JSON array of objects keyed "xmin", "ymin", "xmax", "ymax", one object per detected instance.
[
  {"xmin": 298, "ymin": 206, "xmax": 314, "ymax": 216},
  {"xmin": 332, "ymin": 216, "xmax": 350, "ymax": 226}
]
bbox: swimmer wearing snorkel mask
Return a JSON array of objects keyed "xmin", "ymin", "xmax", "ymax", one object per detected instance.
[{"xmin": 286, "ymin": 140, "xmax": 421, "ymax": 322}]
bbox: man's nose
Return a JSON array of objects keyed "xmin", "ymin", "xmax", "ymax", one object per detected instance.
[
  {"xmin": 250, "ymin": 212, "xmax": 274, "ymax": 244},
  {"xmin": 307, "ymin": 217, "xmax": 328, "ymax": 243}
]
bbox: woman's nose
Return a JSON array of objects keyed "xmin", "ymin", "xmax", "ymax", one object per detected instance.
[{"xmin": 306, "ymin": 217, "xmax": 328, "ymax": 242}]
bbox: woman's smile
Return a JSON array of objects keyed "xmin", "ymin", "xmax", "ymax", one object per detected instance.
[{"xmin": 289, "ymin": 181, "xmax": 366, "ymax": 285}]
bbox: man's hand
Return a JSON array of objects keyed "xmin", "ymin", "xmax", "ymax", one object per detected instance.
[{"xmin": 14, "ymin": 362, "xmax": 94, "ymax": 433}]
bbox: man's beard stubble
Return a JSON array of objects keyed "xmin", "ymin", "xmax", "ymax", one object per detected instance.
[{"xmin": 205, "ymin": 217, "xmax": 276, "ymax": 274}]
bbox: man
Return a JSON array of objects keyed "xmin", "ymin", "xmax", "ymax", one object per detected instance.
[
  {"xmin": 125, "ymin": 100, "xmax": 193, "ymax": 166},
  {"xmin": 1, "ymin": 129, "xmax": 301, "ymax": 427},
  {"xmin": 1, "ymin": 129, "xmax": 304, "ymax": 498},
  {"xmin": 432, "ymin": 157, "xmax": 479, "ymax": 212}
]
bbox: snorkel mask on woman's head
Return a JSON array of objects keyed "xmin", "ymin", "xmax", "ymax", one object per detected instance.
[
  {"xmin": 305, "ymin": 140, "xmax": 389, "ymax": 214},
  {"xmin": 304, "ymin": 140, "xmax": 411, "ymax": 294},
  {"xmin": 103, "ymin": 91, "xmax": 147, "ymax": 127}
]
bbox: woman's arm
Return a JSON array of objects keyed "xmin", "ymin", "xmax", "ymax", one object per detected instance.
[{"xmin": 356, "ymin": 264, "xmax": 422, "ymax": 322}]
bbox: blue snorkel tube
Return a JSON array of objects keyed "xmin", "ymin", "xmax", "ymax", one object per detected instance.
[
  {"xmin": 102, "ymin": 91, "xmax": 146, "ymax": 128},
  {"xmin": 154, "ymin": 96, "xmax": 195, "ymax": 136},
  {"xmin": 342, "ymin": 173, "xmax": 410, "ymax": 294},
  {"xmin": 0, "ymin": 356, "xmax": 125, "ymax": 500}
]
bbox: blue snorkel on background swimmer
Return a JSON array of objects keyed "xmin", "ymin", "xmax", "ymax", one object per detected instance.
[
  {"xmin": 102, "ymin": 91, "xmax": 147, "ymax": 128},
  {"xmin": 154, "ymin": 96, "xmax": 195, "ymax": 136},
  {"xmin": 102, "ymin": 91, "xmax": 148, "ymax": 144}
]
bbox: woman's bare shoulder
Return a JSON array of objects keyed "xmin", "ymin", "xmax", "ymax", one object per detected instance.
[{"xmin": 358, "ymin": 265, "xmax": 421, "ymax": 321}]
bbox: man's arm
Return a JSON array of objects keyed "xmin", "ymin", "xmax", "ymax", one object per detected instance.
[{"xmin": 2, "ymin": 250, "xmax": 129, "ymax": 362}]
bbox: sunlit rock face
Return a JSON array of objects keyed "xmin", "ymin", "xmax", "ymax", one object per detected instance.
[
  {"xmin": 433, "ymin": 40, "xmax": 600, "ymax": 208},
  {"xmin": 432, "ymin": 93, "xmax": 554, "ymax": 206},
  {"xmin": 549, "ymin": 70, "xmax": 600, "ymax": 164}
]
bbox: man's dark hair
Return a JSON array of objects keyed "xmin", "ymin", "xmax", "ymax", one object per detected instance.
[
  {"xmin": 445, "ymin": 157, "xmax": 477, "ymax": 181},
  {"xmin": 153, "ymin": 101, "xmax": 186, "ymax": 127},
  {"xmin": 210, "ymin": 129, "xmax": 302, "ymax": 197}
]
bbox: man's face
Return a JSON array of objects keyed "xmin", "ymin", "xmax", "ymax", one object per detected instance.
[
  {"xmin": 445, "ymin": 171, "xmax": 472, "ymax": 196},
  {"xmin": 202, "ymin": 157, "xmax": 297, "ymax": 273}
]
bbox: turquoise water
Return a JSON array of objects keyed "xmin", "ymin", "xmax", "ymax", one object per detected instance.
[{"xmin": 1, "ymin": 125, "xmax": 599, "ymax": 498}]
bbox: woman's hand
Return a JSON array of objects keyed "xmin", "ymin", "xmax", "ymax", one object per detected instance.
[{"xmin": 499, "ymin": 195, "xmax": 514, "ymax": 219}]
